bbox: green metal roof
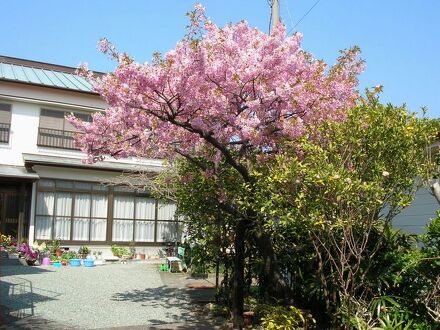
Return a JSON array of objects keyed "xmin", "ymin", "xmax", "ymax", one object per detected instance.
[{"xmin": 0, "ymin": 62, "xmax": 94, "ymax": 93}]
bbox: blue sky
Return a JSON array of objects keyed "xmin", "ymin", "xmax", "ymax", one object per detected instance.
[{"xmin": 1, "ymin": 1, "xmax": 439, "ymax": 117}]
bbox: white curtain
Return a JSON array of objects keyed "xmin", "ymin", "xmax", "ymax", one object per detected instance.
[
  {"xmin": 157, "ymin": 202, "xmax": 176, "ymax": 220},
  {"xmin": 91, "ymin": 219, "xmax": 107, "ymax": 241},
  {"xmin": 55, "ymin": 193, "xmax": 72, "ymax": 216},
  {"xmin": 112, "ymin": 220, "xmax": 133, "ymax": 241},
  {"xmin": 92, "ymin": 195, "xmax": 108, "ymax": 218},
  {"xmin": 35, "ymin": 216, "xmax": 52, "ymax": 239},
  {"xmin": 54, "ymin": 193, "xmax": 72, "ymax": 240},
  {"xmin": 135, "ymin": 221, "xmax": 155, "ymax": 242},
  {"xmin": 156, "ymin": 221, "xmax": 177, "ymax": 242},
  {"xmin": 73, "ymin": 194, "xmax": 90, "ymax": 240},
  {"xmin": 133, "ymin": 198, "xmax": 155, "ymax": 242},
  {"xmin": 113, "ymin": 196, "xmax": 134, "ymax": 219},
  {"xmin": 35, "ymin": 192, "xmax": 54, "ymax": 239},
  {"xmin": 36, "ymin": 192, "xmax": 54, "ymax": 215},
  {"xmin": 90, "ymin": 195, "xmax": 107, "ymax": 241},
  {"xmin": 112, "ymin": 196, "xmax": 134, "ymax": 241},
  {"xmin": 135, "ymin": 197, "xmax": 155, "ymax": 219},
  {"xmin": 54, "ymin": 217, "xmax": 70, "ymax": 240}
]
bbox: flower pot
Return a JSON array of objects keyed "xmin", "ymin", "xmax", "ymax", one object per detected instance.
[
  {"xmin": 8, "ymin": 253, "xmax": 19, "ymax": 259},
  {"xmin": 139, "ymin": 253, "xmax": 146, "ymax": 260},
  {"xmin": 52, "ymin": 262, "xmax": 62, "ymax": 268},
  {"xmin": 55, "ymin": 249, "xmax": 63, "ymax": 257},
  {"xmin": 26, "ymin": 259, "xmax": 36, "ymax": 266},
  {"xmin": 41, "ymin": 257, "xmax": 51, "ymax": 266},
  {"xmin": 70, "ymin": 259, "xmax": 81, "ymax": 267},
  {"xmin": 83, "ymin": 259, "xmax": 95, "ymax": 267}
]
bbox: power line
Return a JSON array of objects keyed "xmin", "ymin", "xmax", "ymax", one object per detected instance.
[
  {"xmin": 283, "ymin": 0, "xmax": 295, "ymax": 34},
  {"xmin": 288, "ymin": 0, "xmax": 322, "ymax": 35}
]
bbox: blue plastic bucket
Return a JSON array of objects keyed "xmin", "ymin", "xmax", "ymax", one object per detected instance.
[
  {"xmin": 83, "ymin": 259, "xmax": 95, "ymax": 267},
  {"xmin": 70, "ymin": 259, "xmax": 81, "ymax": 267}
]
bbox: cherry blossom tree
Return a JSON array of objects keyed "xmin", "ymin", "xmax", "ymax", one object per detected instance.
[{"xmin": 71, "ymin": 4, "xmax": 363, "ymax": 327}]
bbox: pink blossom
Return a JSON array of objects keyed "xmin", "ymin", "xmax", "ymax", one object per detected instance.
[
  {"xmin": 97, "ymin": 38, "xmax": 110, "ymax": 53},
  {"xmin": 70, "ymin": 5, "xmax": 363, "ymax": 176}
]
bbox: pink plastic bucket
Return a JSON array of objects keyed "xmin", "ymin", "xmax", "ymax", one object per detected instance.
[{"xmin": 41, "ymin": 257, "xmax": 51, "ymax": 266}]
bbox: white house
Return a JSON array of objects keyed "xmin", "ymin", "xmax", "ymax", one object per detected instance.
[{"xmin": 0, "ymin": 55, "xmax": 180, "ymax": 257}]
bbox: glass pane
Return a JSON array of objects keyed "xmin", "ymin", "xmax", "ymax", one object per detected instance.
[
  {"xmin": 135, "ymin": 197, "xmax": 155, "ymax": 220},
  {"xmin": 54, "ymin": 217, "xmax": 70, "ymax": 240},
  {"xmin": 56, "ymin": 180, "xmax": 74, "ymax": 189},
  {"xmin": 55, "ymin": 193, "xmax": 72, "ymax": 216},
  {"xmin": 36, "ymin": 192, "xmax": 55, "ymax": 215},
  {"xmin": 135, "ymin": 221, "xmax": 155, "ymax": 242},
  {"xmin": 0, "ymin": 103, "xmax": 11, "ymax": 124},
  {"xmin": 92, "ymin": 183, "xmax": 108, "ymax": 191},
  {"xmin": 112, "ymin": 220, "xmax": 133, "ymax": 242},
  {"xmin": 38, "ymin": 179, "xmax": 55, "ymax": 188},
  {"xmin": 113, "ymin": 196, "xmax": 134, "ymax": 219},
  {"xmin": 74, "ymin": 181, "xmax": 92, "ymax": 190},
  {"xmin": 90, "ymin": 218, "xmax": 107, "ymax": 241},
  {"xmin": 157, "ymin": 202, "xmax": 176, "ymax": 220},
  {"xmin": 156, "ymin": 221, "xmax": 177, "ymax": 242},
  {"xmin": 39, "ymin": 109, "xmax": 64, "ymax": 130},
  {"xmin": 74, "ymin": 194, "xmax": 91, "ymax": 217},
  {"xmin": 92, "ymin": 195, "xmax": 108, "ymax": 218},
  {"xmin": 73, "ymin": 218, "xmax": 89, "ymax": 241},
  {"xmin": 35, "ymin": 216, "xmax": 52, "ymax": 239},
  {"xmin": 113, "ymin": 185, "xmax": 135, "ymax": 192}
]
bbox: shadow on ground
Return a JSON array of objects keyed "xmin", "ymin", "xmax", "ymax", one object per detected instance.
[
  {"xmin": 0, "ymin": 258, "xmax": 62, "ymax": 329},
  {"xmin": 110, "ymin": 271, "xmax": 222, "ymax": 329},
  {"xmin": 0, "ymin": 305, "xmax": 74, "ymax": 330}
]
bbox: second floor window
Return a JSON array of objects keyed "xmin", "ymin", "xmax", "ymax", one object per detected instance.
[
  {"xmin": 0, "ymin": 103, "xmax": 12, "ymax": 143},
  {"xmin": 37, "ymin": 109, "xmax": 90, "ymax": 150}
]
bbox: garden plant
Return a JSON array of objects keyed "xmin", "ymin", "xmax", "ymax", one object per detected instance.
[{"xmin": 69, "ymin": 5, "xmax": 439, "ymax": 329}]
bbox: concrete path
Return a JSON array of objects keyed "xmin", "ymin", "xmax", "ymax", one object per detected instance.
[{"xmin": 0, "ymin": 258, "xmax": 221, "ymax": 329}]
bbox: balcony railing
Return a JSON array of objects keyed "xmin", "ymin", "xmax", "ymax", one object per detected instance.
[
  {"xmin": 0, "ymin": 123, "xmax": 10, "ymax": 143},
  {"xmin": 37, "ymin": 127, "xmax": 80, "ymax": 150}
]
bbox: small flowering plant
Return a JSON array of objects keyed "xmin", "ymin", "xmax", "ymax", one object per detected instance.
[
  {"xmin": 0, "ymin": 233, "xmax": 13, "ymax": 248},
  {"xmin": 18, "ymin": 243, "xmax": 39, "ymax": 262}
]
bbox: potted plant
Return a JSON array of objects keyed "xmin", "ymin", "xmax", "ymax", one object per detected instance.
[
  {"xmin": 7, "ymin": 246, "xmax": 19, "ymax": 259},
  {"xmin": 33, "ymin": 241, "xmax": 49, "ymax": 263},
  {"xmin": 0, "ymin": 233, "xmax": 12, "ymax": 249},
  {"xmin": 18, "ymin": 243, "xmax": 38, "ymax": 266},
  {"xmin": 111, "ymin": 245, "xmax": 130, "ymax": 258},
  {"xmin": 47, "ymin": 238, "xmax": 62, "ymax": 256},
  {"xmin": 78, "ymin": 246, "xmax": 90, "ymax": 259}
]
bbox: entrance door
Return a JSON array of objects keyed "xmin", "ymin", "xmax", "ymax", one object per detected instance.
[{"xmin": 0, "ymin": 189, "xmax": 20, "ymax": 237}]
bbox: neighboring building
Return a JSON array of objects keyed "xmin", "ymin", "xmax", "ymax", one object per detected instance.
[
  {"xmin": 0, "ymin": 55, "xmax": 180, "ymax": 256},
  {"xmin": 393, "ymin": 187, "xmax": 438, "ymax": 234},
  {"xmin": 393, "ymin": 142, "xmax": 440, "ymax": 234}
]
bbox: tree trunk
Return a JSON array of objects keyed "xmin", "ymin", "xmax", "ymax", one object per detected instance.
[
  {"xmin": 254, "ymin": 230, "xmax": 293, "ymax": 302},
  {"xmin": 232, "ymin": 219, "xmax": 247, "ymax": 329}
]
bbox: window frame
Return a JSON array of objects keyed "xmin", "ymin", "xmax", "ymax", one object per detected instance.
[
  {"xmin": 34, "ymin": 179, "xmax": 180, "ymax": 246},
  {"xmin": 37, "ymin": 108, "xmax": 91, "ymax": 150},
  {"xmin": 0, "ymin": 103, "xmax": 12, "ymax": 143}
]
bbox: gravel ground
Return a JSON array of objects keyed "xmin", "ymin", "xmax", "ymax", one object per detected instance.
[{"xmin": 0, "ymin": 259, "xmax": 207, "ymax": 329}]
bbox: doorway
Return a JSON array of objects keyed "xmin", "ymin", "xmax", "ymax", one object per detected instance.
[{"xmin": 0, "ymin": 182, "xmax": 31, "ymax": 242}]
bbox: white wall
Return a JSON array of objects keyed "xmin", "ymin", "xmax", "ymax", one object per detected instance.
[
  {"xmin": 0, "ymin": 101, "xmax": 40, "ymax": 165},
  {"xmin": 0, "ymin": 83, "xmax": 163, "ymax": 168}
]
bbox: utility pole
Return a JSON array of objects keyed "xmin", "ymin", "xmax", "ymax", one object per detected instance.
[{"xmin": 270, "ymin": 0, "xmax": 280, "ymax": 33}]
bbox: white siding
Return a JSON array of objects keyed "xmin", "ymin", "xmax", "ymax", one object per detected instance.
[{"xmin": 393, "ymin": 187, "xmax": 438, "ymax": 234}]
